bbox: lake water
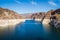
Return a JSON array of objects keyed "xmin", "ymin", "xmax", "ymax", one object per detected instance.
[{"xmin": 0, "ymin": 20, "xmax": 60, "ymax": 40}]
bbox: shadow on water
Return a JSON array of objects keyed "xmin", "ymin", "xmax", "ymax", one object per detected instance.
[
  {"xmin": 0, "ymin": 20, "xmax": 60, "ymax": 40},
  {"xmin": 49, "ymin": 25, "xmax": 60, "ymax": 40}
]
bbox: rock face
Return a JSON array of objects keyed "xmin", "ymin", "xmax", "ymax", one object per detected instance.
[
  {"xmin": 45, "ymin": 10, "xmax": 54, "ymax": 19},
  {"xmin": 30, "ymin": 12, "xmax": 46, "ymax": 19},
  {"xmin": 52, "ymin": 9, "xmax": 60, "ymax": 21},
  {"xmin": 23, "ymin": 12, "xmax": 46, "ymax": 19},
  {"xmin": 29, "ymin": 9, "xmax": 60, "ymax": 19},
  {"xmin": 0, "ymin": 7, "xmax": 23, "ymax": 19}
]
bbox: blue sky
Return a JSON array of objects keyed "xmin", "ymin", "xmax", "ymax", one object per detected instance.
[{"xmin": 0, "ymin": 0, "xmax": 60, "ymax": 14}]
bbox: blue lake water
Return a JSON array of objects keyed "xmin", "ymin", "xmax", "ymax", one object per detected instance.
[
  {"xmin": 0, "ymin": 20, "xmax": 60, "ymax": 40},
  {"xmin": 15, "ymin": 20, "xmax": 50, "ymax": 40}
]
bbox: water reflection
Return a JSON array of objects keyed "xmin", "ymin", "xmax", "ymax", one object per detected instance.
[
  {"xmin": 15, "ymin": 20, "xmax": 50, "ymax": 40},
  {"xmin": 0, "ymin": 20, "xmax": 60, "ymax": 40}
]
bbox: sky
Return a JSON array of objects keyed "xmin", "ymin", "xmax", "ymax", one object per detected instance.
[{"xmin": 0, "ymin": 0, "xmax": 60, "ymax": 14}]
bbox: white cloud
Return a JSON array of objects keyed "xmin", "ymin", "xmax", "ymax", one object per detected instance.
[
  {"xmin": 48, "ymin": 1, "xmax": 57, "ymax": 6},
  {"xmin": 14, "ymin": 0, "xmax": 22, "ymax": 4},
  {"xmin": 31, "ymin": 1, "xmax": 37, "ymax": 5}
]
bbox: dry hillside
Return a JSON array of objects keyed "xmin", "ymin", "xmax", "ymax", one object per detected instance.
[{"xmin": 0, "ymin": 7, "xmax": 24, "ymax": 19}]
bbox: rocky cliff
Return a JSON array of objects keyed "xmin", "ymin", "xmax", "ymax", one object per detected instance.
[{"xmin": 0, "ymin": 7, "xmax": 23, "ymax": 19}]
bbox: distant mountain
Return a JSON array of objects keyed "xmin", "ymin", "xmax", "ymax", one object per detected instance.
[
  {"xmin": 21, "ymin": 12, "xmax": 46, "ymax": 19},
  {"xmin": 21, "ymin": 13, "xmax": 32, "ymax": 19},
  {"xmin": 24, "ymin": 9, "xmax": 60, "ymax": 19},
  {"xmin": 0, "ymin": 7, "xmax": 23, "ymax": 19},
  {"xmin": 0, "ymin": 7, "xmax": 60, "ymax": 20},
  {"xmin": 30, "ymin": 12, "xmax": 46, "ymax": 19}
]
